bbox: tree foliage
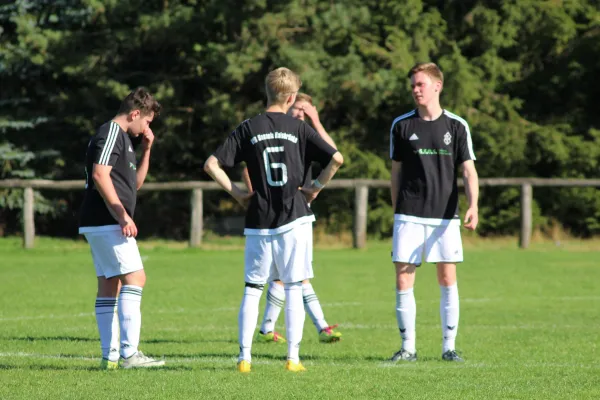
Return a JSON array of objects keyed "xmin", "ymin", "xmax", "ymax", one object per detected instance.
[{"xmin": 1, "ymin": 0, "xmax": 599, "ymax": 238}]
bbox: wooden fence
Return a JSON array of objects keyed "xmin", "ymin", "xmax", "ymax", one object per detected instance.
[{"xmin": 1, "ymin": 178, "xmax": 599, "ymax": 249}]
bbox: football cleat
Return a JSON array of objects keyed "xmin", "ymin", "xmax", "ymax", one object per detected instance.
[
  {"xmin": 285, "ymin": 360, "xmax": 306, "ymax": 372},
  {"xmin": 120, "ymin": 351, "xmax": 165, "ymax": 369},
  {"xmin": 390, "ymin": 349, "xmax": 417, "ymax": 362},
  {"xmin": 256, "ymin": 331, "xmax": 287, "ymax": 343},
  {"xmin": 319, "ymin": 325, "xmax": 342, "ymax": 343},
  {"xmin": 237, "ymin": 360, "xmax": 251, "ymax": 373},
  {"xmin": 99, "ymin": 358, "xmax": 119, "ymax": 370},
  {"xmin": 442, "ymin": 350, "xmax": 464, "ymax": 362}
]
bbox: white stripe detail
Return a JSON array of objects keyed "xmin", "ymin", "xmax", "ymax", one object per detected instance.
[
  {"xmin": 444, "ymin": 110, "xmax": 476, "ymax": 160},
  {"xmin": 244, "ymin": 215, "xmax": 315, "ymax": 236},
  {"xmin": 394, "ymin": 213, "xmax": 461, "ymax": 226},
  {"xmin": 99, "ymin": 122, "xmax": 119, "ymax": 165},
  {"xmin": 390, "ymin": 110, "xmax": 416, "ymax": 159},
  {"xmin": 78, "ymin": 225, "xmax": 121, "ymax": 234}
]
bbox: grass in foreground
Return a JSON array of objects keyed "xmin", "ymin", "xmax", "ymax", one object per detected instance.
[{"xmin": 0, "ymin": 237, "xmax": 599, "ymax": 399}]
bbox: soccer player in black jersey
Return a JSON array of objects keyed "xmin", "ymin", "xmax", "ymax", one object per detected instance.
[
  {"xmin": 204, "ymin": 68, "xmax": 344, "ymax": 372},
  {"xmin": 389, "ymin": 63, "xmax": 479, "ymax": 362},
  {"xmin": 244, "ymin": 93, "xmax": 342, "ymax": 345},
  {"xmin": 79, "ymin": 88, "xmax": 164, "ymax": 369}
]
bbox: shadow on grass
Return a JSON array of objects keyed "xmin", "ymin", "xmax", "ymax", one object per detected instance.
[{"xmin": 3, "ymin": 336, "xmax": 233, "ymax": 345}]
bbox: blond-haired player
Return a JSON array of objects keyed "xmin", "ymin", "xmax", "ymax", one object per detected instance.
[
  {"xmin": 244, "ymin": 93, "xmax": 343, "ymax": 345},
  {"xmin": 389, "ymin": 62, "xmax": 479, "ymax": 362},
  {"xmin": 204, "ymin": 68, "xmax": 344, "ymax": 372}
]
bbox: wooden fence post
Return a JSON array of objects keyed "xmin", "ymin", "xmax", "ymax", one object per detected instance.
[
  {"xmin": 520, "ymin": 183, "xmax": 532, "ymax": 249},
  {"xmin": 189, "ymin": 188, "xmax": 203, "ymax": 247},
  {"xmin": 353, "ymin": 185, "xmax": 369, "ymax": 249},
  {"xmin": 23, "ymin": 187, "xmax": 35, "ymax": 249}
]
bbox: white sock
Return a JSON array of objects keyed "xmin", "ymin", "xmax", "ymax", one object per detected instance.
[
  {"xmin": 285, "ymin": 282, "xmax": 305, "ymax": 363},
  {"xmin": 396, "ymin": 288, "xmax": 416, "ymax": 353},
  {"xmin": 118, "ymin": 285, "xmax": 143, "ymax": 359},
  {"xmin": 302, "ymin": 282, "xmax": 328, "ymax": 333},
  {"xmin": 95, "ymin": 297, "xmax": 119, "ymax": 362},
  {"xmin": 440, "ymin": 283, "xmax": 459, "ymax": 353},
  {"xmin": 238, "ymin": 285, "xmax": 263, "ymax": 363},
  {"xmin": 260, "ymin": 282, "xmax": 285, "ymax": 334}
]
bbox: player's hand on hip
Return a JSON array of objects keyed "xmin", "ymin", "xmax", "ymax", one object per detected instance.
[
  {"xmin": 463, "ymin": 207, "xmax": 479, "ymax": 231},
  {"xmin": 233, "ymin": 191, "xmax": 254, "ymax": 210},
  {"xmin": 141, "ymin": 128, "xmax": 155, "ymax": 150},
  {"xmin": 120, "ymin": 215, "xmax": 138, "ymax": 238},
  {"xmin": 299, "ymin": 186, "xmax": 320, "ymax": 204}
]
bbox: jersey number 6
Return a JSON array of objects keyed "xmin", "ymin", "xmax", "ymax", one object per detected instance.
[{"xmin": 263, "ymin": 146, "xmax": 288, "ymax": 187}]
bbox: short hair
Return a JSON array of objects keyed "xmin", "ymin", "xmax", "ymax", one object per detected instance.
[
  {"xmin": 117, "ymin": 87, "xmax": 161, "ymax": 116},
  {"xmin": 295, "ymin": 93, "xmax": 313, "ymax": 105},
  {"xmin": 265, "ymin": 67, "xmax": 302, "ymax": 105},
  {"xmin": 407, "ymin": 62, "xmax": 444, "ymax": 84}
]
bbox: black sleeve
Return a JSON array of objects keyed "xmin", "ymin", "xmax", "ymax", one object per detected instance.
[
  {"xmin": 455, "ymin": 120, "xmax": 476, "ymax": 164},
  {"xmin": 390, "ymin": 121, "xmax": 402, "ymax": 162},
  {"xmin": 93, "ymin": 125, "xmax": 123, "ymax": 166},
  {"xmin": 213, "ymin": 124, "xmax": 245, "ymax": 167},
  {"xmin": 304, "ymin": 124, "xmax": 337, "ymax": 167}
]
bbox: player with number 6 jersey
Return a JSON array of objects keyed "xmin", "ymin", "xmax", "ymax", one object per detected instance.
[{"xmin": 204, "ymin": 67, "xmax": 344, "ymax": 373}]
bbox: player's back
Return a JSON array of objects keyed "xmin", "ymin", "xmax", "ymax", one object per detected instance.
[{"xmin": 213, "ymin": 111, "xmax": 336, "ymax": 234}]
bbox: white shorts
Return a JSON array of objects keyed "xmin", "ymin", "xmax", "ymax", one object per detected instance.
[
  {"xmin": 84, "ymin": 230, "xmax": 144, "ymax": 278},
  {"xmin": 244, "ymin": 222, "xmax": 313, "ymax": 285},
  {"xmin": 392, "ymin": 220, "xmax": 463, "ymax": 265}
]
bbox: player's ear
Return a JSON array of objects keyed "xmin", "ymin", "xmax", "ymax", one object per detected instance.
[{"xmin": 130, "ymin": 109, "xmax": 141, "ymax": 121}]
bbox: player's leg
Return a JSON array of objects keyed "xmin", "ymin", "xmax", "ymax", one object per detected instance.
[
  {"xmin": 257, "ymin": 279, "xmax": 287, "ymax": 343},
  {"xmin": 96, "ymin": 276, "xmax": 121, "ymax": 369},
  {"xmin": 275, "ymin": 223, "xmax": 313, "ymax": 372},
  {"xmin": 426, "ymin": 224, "xmax": 464, "ymax": 362},
  {"xmin": 238, "ymin": 234, "xmax": 272, "ymax": 371},
  {"xmin": 97, "ymin": 231, "xmax": 163, "ymax": 368},
  {"xmin": 85, "ymin": 232, "xmax": 121, "ymax": 369},
  {"xmin": 390, "ymin": 221, "xmax": 424, "ymax": 361},
  {"xmin": 302, "ymin": 279, "xmax": 341, "ymax": 343}
]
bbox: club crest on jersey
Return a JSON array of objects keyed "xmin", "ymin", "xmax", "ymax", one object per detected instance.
[{"xmin": 443, "ymin": 132, "xmax": 452, "ymax": 145}]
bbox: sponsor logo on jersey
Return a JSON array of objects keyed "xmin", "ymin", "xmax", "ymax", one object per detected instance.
[
  {"xmin": 444, "ymin": 132, "xmax": 452, "ymax": 145},
  {"xmin": 409, "ymin": 133, "xmax": 419, "ymax": 141},
  {"xmin": 413, "ymin": 148, "xmax": 452, "ymax": 156}
]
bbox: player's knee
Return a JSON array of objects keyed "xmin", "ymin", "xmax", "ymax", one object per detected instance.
[
  {"xmin": 97, "ymin": 276, "xmax": 120, "ymax": 297},
  {"xmin": 121, "ymin": 269, "xmax": 146, "ymax": 287}
]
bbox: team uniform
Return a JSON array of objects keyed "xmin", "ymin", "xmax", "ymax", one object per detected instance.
[
  {"xmin": 390, "ymin": 109, "xmax": 476, "ymax": 265},
  {"xmin": 212, "ymin": 112, "xmax": 336, "ymax": 368},
  {"xmin": 79, "ymin": 121, "xmax": 143, "ymax": 278},
  {"xmin": 213, "ymin": 112, "xmax": 336, "ymax": 283}
]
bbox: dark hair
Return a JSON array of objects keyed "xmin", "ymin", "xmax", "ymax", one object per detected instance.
[{"xmin": 117, "ymin": 87, "xmax": 161, "ymax": 116}]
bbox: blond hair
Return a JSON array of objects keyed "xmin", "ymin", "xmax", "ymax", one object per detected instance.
[
  {"xmin": 408, "ymin": 62, "xmax": 444, "ymax": 85},
  {"xmin": 294, "ymin": 93, "xmax": 313, "ymax": 105},
  {"xmin": 265, "ymin": 67, "xmax": 302, "ymax": 105}
]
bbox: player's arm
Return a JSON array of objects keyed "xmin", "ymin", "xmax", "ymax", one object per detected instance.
[
  {"xmin": 391, "ymin": 161, "xmax": 402, "ymax": 210},
  {"xmin": 92, "ymin": 164, "xmax": 137, "ymax": 237},
  {"xmin": 241, "ymin": 165, "xmax": 253, "ymax": 192},
  {"xmin": 301, "ymin": 151, "xmax": 344, "ymax": 203},
  {"xmin": 462, "ymin": 160, "xmax": 479, "ymax": 230},
  {"xmin": 302, "ymin": 105, "xmax": 337, "ymax": 149},
  {"xmin": 136, "ymin": 128, "xmax": 154, "ymax": 189},
  {"xmin": 204, "ymin": 156, "xmax": 253, "ymax": 208}
]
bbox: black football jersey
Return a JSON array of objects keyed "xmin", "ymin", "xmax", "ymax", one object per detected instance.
[
  {"xmin": 213, "ymin": 112, "xmax": 337, "ymax": 235},
  {"xmin": 390, "ymin": 109, "xmax": 476, "ymax": 225},
  {"xmin": 79, "ymin": 121, "xmax": 138, "ymax": 232}
]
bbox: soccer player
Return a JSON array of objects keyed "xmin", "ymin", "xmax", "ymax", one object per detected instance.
[
  {"xmin": 245, "ymin": 93, "xmax": 342, "ymax": 344},
  {"xmin": 79, "ymin": 87, "xmax": 165, "ymax": 369},
  {"xmin": 204, "ymin": 68, "xmax": 344, "ymax": 373},
  {"xmin": 389, "ymin": 62, "xmax": 479, "ymax": 362}
]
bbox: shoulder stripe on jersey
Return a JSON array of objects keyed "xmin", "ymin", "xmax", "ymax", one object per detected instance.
[
  {"xmin": 444, "ymin": 110, "xmax": 476, "ymax": 160},
  {"xmin": 99, "ymin": 122, "xmax": 119, "ymax": 165},
  {"xmin": 389, "ymin": 110, "xmax": 416, "ymax": 159}
]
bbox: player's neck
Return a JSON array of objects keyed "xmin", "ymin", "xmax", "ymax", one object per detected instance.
[
  {"xmin": 417, "ymin": 103, "xmax": 443, "ymax": 121},
  {"xmin": 112, "ymin": 115, "xmax": 129, "ymax": 134},
  {"xmin": 265, "ymin": 103, "xmax": 290, "ymax": 114}
]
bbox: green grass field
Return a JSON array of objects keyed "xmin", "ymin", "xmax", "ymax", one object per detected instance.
[{"xmin": 0, "ymin": 237, "xmax": 599, "ymax": 399}]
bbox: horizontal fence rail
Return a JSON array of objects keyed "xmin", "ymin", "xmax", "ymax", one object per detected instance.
[{"xmin": 1, "ymin": 178, "xmax": 599, "ymax": 249}]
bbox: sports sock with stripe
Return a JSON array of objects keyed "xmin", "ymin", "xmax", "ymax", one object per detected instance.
[
  {"xmin": 95, "ymin": 297, "xmax": 119, "ymax": 362},
  {"xmin": 260, "ymin": 282, "xmax": 285, "ymax": 334},
  {"xmin": 118, "ymin": 285, "xmax": 143, "ymax": 359},
  {"xmin": 302, "ymin": 282, "xmax": 328, "ymax": 333},
  {"xmin": 238, "ymin": 285, "xmax": 263, "ymax": 362}
]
